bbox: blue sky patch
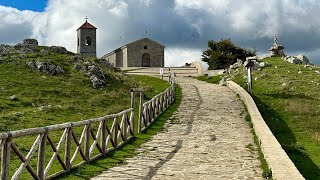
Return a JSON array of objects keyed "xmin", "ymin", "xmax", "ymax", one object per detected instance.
[{"xmin": 0, "ymin": 0, "xmax": 48, "ymax": 12}]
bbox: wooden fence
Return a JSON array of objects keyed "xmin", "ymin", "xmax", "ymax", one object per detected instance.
[{"xmin": 0, "ymin": 73, "xmax": 175, "ymax": 180}]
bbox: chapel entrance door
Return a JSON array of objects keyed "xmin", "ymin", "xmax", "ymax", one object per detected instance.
[{"xmin": 142, "ymin": 53, "xmax": 150, "ymax": 67}]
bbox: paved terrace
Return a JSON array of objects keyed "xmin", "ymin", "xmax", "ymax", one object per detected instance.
[{"xmin": 92, "ymin": 77, "xmax": 262, "ymax": 180}]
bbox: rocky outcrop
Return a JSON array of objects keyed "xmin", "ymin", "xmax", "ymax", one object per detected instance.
[
  {"xmin": 50, "ymin": 46, "xmax": 67, "ymax": 54},
  {"xmin": 284, "ymin": 54, "xmax": 311, "ymax": 65},
  {"xmin": 86, "ymin": 64, "xmax": 108, "ymax": 88},
  {"xmin": 228, "ymin": 59, "xmax": 242, "ymax": 72},
  {"xmin": 22, "ymin": 39, "xmax": 38, "ymax": 46},
  {"xmin": 26, "ymin": 60, "xmax": 64, "ymax": 75},
  {"xmin": 0, "ymin": 45, "xmax": 15, "ymax": 55},
  {"xmin": 39, "ymin": 49, "xmax": 49, "ymax": 55},
  {"xmin": 228, "ymin": 59, "xmax": 269, "ymax": 72},
  {"xmin": 88, "ymin": 75, "xmax": 107, "ymax": 88}
]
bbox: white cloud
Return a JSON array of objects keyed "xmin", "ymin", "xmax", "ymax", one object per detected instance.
[
  {"xmin": 1, "ymin": 0, "xmax": 320, "ymax": 65},
  {"xmin": 165, "ymin": 48, "xmax": 202, "ymax": 67},
  {"xmin": 0, "ymin": 6, "xmax": 39, "ymax": 44}
]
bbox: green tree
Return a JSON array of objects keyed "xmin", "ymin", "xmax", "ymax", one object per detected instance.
[{"xmin": 201, "ymin": 39, "xmax": 256, "ymax": 70}]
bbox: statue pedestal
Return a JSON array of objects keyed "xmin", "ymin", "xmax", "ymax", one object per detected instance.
[{"xmin": 269, "ymin": 43, "xmax": 285, "ymax": 57}]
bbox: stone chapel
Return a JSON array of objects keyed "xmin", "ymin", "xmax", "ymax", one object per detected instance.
[
  {"xmin": 102, "ymin": 38, "xmax": 165, "ymax": 68},
  {"xmin": 76, "ymin": 19, "xmax": 165, "ymax": 67}
]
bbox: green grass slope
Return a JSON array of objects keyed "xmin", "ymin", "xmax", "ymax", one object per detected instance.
[
  {"xmin": 0, "ymin": 46, "xmax": 167, "ymax": 131},
  {"xmin": 232, "ymin": 57, "xmax": 320, "ymax": 179},
  {"xmin": 0, "ymin": 44, "xmax": 173, "ymax": 179}
]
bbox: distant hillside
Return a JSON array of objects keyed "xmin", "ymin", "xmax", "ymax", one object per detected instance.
[
  {"xmin": 0, "ymin": 40, "xmax": 168, "ymax": 132},
  {"xmin": 231, "ymin": 57, "xmax": 320, "ymax": 179}
]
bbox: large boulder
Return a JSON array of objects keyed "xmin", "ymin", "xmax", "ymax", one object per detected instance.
[
  {"xmin": 50, "ymin": 46, "xmax": 67, "ymax": 54},
  {"xmin": 22, "ymin": 39, "xmax": 38, "ymax": 46}
]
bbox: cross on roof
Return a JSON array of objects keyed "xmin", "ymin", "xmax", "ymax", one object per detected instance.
[{"xmin": 85, "ymin": 16, "xmax": 88, "ymax": 22}]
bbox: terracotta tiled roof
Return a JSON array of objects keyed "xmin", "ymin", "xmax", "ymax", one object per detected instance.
[{"xmin": 77, "ymin": 21, "xmax": 97, "ymax": 30}]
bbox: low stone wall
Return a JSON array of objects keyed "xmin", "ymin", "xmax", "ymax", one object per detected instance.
[{"xmin": 227, "ymin": 81, "xmax": 305, "ymax": 180}]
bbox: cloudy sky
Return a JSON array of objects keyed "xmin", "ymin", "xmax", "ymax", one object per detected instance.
[{"xmin": 1, "ymin": 0, "xmax": 320, "ymax": 66}]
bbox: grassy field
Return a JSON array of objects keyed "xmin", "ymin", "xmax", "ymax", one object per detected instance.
[
  {"xmin": 0, "ymin": 46, "xmax": 178, "ymax": 179},
  {"xmin": 200, "ymin": 57, "xmax": 320, "ymax": 179}
]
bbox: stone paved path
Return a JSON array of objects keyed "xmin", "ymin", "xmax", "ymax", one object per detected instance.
[{"xmin": 92, "ymin": 77, "xmax": 263, "ymax": 180}]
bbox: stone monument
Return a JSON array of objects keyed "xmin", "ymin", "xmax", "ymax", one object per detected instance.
[{"xmin": 269, "ymin": 35, "xmax": 285, "ymax": 57}]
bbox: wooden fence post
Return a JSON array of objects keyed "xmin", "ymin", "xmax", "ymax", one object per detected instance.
[
  {"xmin": 84, "ymin": 123, "xmax": 91, "ymax": 161},
  {"xmin": 122, "ymin": 114, "xmax": 127, "ymax": 141},
  {"xmin": 65, "ymin": 126, "xmax": 72, "ymax": 170},
  {"xmin": 1, "ymin": 132, "xmax": 12, "ymax": 180},
  {"xmin": 130, "ymin": 90, "xmax": 135, "ymax": 109},
  {"xmin": 37, "ymin": 129, "xmax": 48, "ymax": 180},
  {"xmin": 114, "ymin": 118, "xmax": 118, "ymax": 148},
  {"xmin": 101, "ymin": 119, "xmax": 106, "ymax": 154},
  {"xmin": 129, "ymin": 110, "xmax": 134, "ymax": 136},
  {"xmin": 138, "ymin": 92, "xmax": 143, "ymax": 133}
]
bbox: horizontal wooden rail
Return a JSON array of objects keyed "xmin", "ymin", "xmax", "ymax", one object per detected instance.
[{"xmin": 0, "ymin": 72, "xmax": 176, "ymax": 180}]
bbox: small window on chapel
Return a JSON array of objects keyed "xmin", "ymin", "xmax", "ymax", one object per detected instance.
[
  {"xmin": 144, "ymin": 45, "xmax": 148, "ymax": 49},
  {"xmin": 85, "ymin": 37, "xmax": 91, "ymax": 46}
]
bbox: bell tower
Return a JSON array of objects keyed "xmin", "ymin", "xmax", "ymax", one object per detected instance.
[{"xmin": 77, "ymin": 17, "xmax": 97, "ymax": 57}]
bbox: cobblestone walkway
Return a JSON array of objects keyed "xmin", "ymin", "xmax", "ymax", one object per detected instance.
[{"xmin": 92, "ymin": 77, "xmax": 263, "ymax": 180}]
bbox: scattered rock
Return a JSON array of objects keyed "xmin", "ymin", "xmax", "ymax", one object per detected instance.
[
  {"xmin": 50, "ymin": 46, "xmax": 67, "ymax": 54},
  {"xmin": 284, "ymin": 54, "xmax": 311, "ymax": 65},
  {"xmin": 20, "ymin": 47, "xmax": 34, "ymax": 54},
  {"xmin": 255, "ymin": 74, "xmax": 268, "ymax": 81},
  {"xmin": 259, "ymin": 62, "xmax": 270, "ymax": 68},
  {"xmin": 74, "ymin": 64, "xmax": 84, "ymax": 71},
  {"xmin": 39, "ymin": 49, "xmax": 49, "ymax": 55},
  {"xmin": 14, "ymin": 112, "xmax": 24, "ymax": 116},
  {"xmin": 71, "ymin": 55, "xmax": 84, "ymax": 62},
  {"xmin": 26, "ymin": 60, "xmax": 64, "ymax": 75},
  {"xmin": 229, "ymin": 59, "xmax": 242, "ymax": 72},
  {"xmin": 9, "ymin": 95, "xmax": 18, "ymax": 101},
  {"xmin": 19, "ymin": 54, "xmax": 27, "ymax": 59},
  {"xmin": 261, "ymin": 74, "xmax": 268, "ymax": 78},
  {"xmin": 298, "ymin": 71, "xmax": 302, "ymax": 74},
  {"xmin": 0, "ymin": 44, "xmax": 16, "ymax": 55},
  {"xmin": 38, "ymin": 106, "xmax": 46, "ymax": 111},
  {"xmin": 87, "ymin": 64, "xmax": 105, "ymax": 79},
  {"xmin": 90, "ymin": 75, "xmax": 107, "ymax": 88}
]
